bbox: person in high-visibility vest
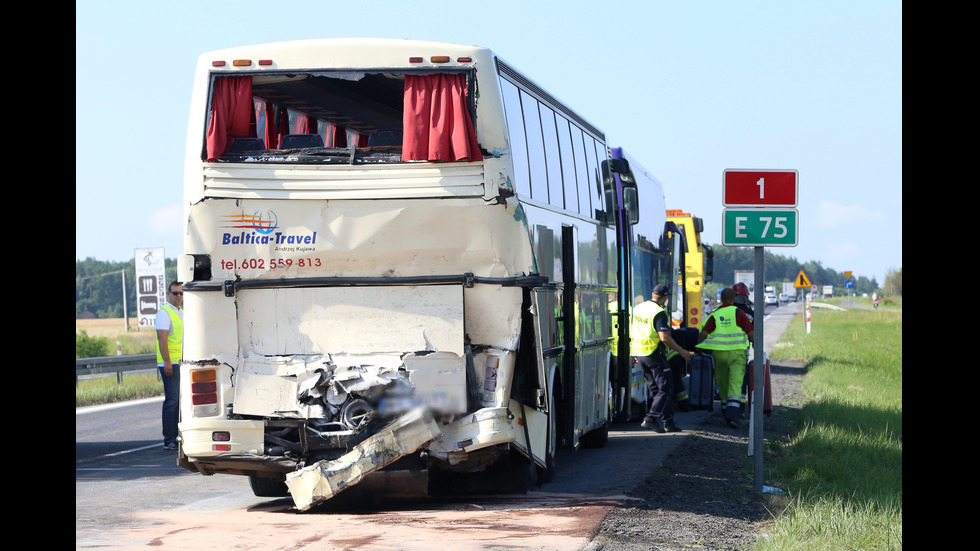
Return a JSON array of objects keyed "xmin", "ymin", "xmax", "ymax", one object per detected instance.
[
  {"xmin": 697, "ymin": 287, "xmax": 754, "ymax": 429},
  {"xmin": 631, "ymin": 283, "xmax": 691, "ymax": 433},
  {"xmin": 156, "ymin": 281, "xmax": 183, "ymax": 450}
]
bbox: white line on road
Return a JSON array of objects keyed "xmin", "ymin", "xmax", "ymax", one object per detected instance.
[{"xmin": 76, "ymin": 396, "xmax": 163, "ymax": 415}]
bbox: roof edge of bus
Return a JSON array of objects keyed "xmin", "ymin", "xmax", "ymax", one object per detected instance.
[
  {"xmin": 198, "ymin": 38, "xmax": 490, "ymax": 60},
  {"xmin": 610, "ymin": 147, "xmax": 664, "ymax": 192}
]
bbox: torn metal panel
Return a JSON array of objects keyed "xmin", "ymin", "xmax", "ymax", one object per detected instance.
[
  {"xmin": 233, "ymin": 354, "xmax": 331, "ymax": 418},
  {"xmin": 426, "ymin": 406, "xmax": 516, "ymax": 456},
  {"xmin": 285, "ymin": 408, "xmax": 443, "ymax": 511}
]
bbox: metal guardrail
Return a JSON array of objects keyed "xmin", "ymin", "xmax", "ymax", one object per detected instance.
[{"xmin": 76, "ymin": 353, "xmax": 158, "ymax": 385}]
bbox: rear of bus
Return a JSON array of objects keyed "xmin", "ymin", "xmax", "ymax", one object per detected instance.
[{"xmin": 174, "ymin": 40, "xmax": 543, "ymax": 507}]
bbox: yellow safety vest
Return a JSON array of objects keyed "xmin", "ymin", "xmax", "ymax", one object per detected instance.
[
  {"xmin": 629, "ymin": 301, "xmax": 665, "ymax": 357},
  {"xmin": 698, "ymin": 305, "xmax": 749, "ymax": 351},
  {"xmin": 155, "ymin": 303, "xmax": 183, "ymax": 364}
]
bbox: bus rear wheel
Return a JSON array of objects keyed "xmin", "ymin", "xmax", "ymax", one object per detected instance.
[{"xmin": 248, "ymin": 474, "xmax": 290, "ymax": 497}]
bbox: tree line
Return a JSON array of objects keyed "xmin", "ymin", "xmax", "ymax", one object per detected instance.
[
  {"xmin": 76, "ymin": 251, "xmax": 901, "ymax": 319},
  {"xmin": 709, "ymin": 245, "xmax": 899, "ymax": 297},
  {"xmin": 76, "ymin": 257, "xmax": 177, "ymax": 319}
]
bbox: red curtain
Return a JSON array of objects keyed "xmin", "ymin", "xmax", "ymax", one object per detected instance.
[
  {"xmin": 402, "ymin": 74, "xmax": 482, "ymax": 162},
  {"xmin": 205, "ymin": 76, "xmax": 253, "ymax": 161},
  {"xmin": 292, "ymin": 113, "xmax": 308, "ymax": 134},
  {"xmin": 264, "ymin": 101, "xmax": 277, "ymax": 149}
]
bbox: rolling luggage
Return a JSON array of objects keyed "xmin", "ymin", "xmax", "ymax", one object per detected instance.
[
  {"xmin": 688, "ymin": 352, "xmax": 715, "ymax": 410},
  {"xmin": 746, "ymin": 358, "xmax": 772, "ymax": 416}
]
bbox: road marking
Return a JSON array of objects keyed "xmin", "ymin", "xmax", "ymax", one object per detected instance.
[
  {"xmin": 103, "ymin": 443, "xmax": 163, "ymax": 457},
  {"xmin": 76, "ymin": 396, "xmax": 163, "ymax": 415}
]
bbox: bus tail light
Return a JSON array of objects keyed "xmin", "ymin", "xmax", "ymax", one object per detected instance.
[
  {"xmin": 190, "ymin": 369, "xmax": 219, "ymax": 416},
  {"xmin": 212, "ymin": 431, "xmax": 231, "ymax": 451}
]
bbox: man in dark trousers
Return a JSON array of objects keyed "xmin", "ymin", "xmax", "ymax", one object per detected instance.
[
  {"xmin": 630, "ymin": 284, "xmax": 691, "ymax": 432},
  {"xmin": 156, "ymin": 281, "xmax": 183, "ymax": 450}
]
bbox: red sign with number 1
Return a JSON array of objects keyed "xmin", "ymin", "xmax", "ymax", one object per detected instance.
[{"xmin": 723, "ymin": 169, "xmax": 798, "ymax": 207}]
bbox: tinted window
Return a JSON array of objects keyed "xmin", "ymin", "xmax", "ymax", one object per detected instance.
[
  {"xmin": 520, "ymin": 90, "xmax": 548, "ymax": 202},
  {"xmin": 539, "ymin": 104, "xmax": 564, "ymax": 208},
  {"xmin": 556, "ymin": 116, "xmax": 579, "ymax": 214},
  {"xmin": 500, "ymin": 80, "xmax": 531, "ymax": 197}
]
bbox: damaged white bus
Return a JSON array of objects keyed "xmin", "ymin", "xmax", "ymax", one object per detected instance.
[{"xmin": 176, "ymin": 39, "xmax": 679, "ymax": 510}]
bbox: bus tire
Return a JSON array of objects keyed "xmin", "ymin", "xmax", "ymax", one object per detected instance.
[
  {"xmin": 540, "ymin": 444, "xmax": 557, "ymax": 483},
  {"xmin": 580, "ymin": 420, "xmax": 609, "ymax": 448},
  {"xmin": 248, "ymin": 474, "xmax": 290, "ymax": 497}
]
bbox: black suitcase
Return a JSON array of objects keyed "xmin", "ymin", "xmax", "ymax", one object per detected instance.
[{"xmin": 688, "ymin": 352, "xmax": 715, "ymax": 410}]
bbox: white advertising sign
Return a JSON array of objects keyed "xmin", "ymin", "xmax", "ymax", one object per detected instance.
[{"xmin": 134, "ymin": 247, "xmax": 166, "ymax": 328}]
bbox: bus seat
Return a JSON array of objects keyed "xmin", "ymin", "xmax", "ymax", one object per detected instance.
[
  {"xmin": 367, "ymin": 130, "xmax": 403, "ymax": 147},
  {"xmin": 279, "ymin": 134, "xmax": 325, "ymax": 149},
  {"xmin": 229, "ymin": 137, "xmax": 266, "ymax": 152}
]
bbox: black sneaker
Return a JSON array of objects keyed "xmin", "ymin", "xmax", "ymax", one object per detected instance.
[
  {"xmin": 663, "ymin": 422, "xmax": 682, "ymax": 433},
  {"xmin": 163, "ymin": 442, "xmax": 177, "ymax": 450},
  {"xmin": 726, "ymin": 420, "xmax": 738, "ymax": 429},
  {"xmin": 641, "ymin": 420, "xmax": 665, "ymax": 433}
]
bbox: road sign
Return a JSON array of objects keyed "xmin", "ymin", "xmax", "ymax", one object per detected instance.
[
  {"xmin": 845, "ymin": 279, "xmax": 854, "ymax": 289},
  {"xmin": 722, "ymin": 209, "xmax": 799, "ymax": 246},
  {"xmin": 844, "ymin": 271, "xmax": 853, "ymax": 280},
  {"xmin": 794, "ymin": 270, "xmax": 812, "ymax": 288},
  {"xmin": 723, "ymin": 169, "xmax": 799, "ymax": 207},
  {"xmin": 135, "ymin": 247, "xmax": 166, "ymax": 328}
]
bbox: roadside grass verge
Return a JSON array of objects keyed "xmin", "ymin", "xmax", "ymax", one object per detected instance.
[
  {"xmin": 76, "ymin": 318, "xmax": 162, "ymax": 407},
  {"xmin": 759, "ymin": 306, "xmax": 902, "ymax": 550},
  {"xmin": 76, "ymin": 373, "xmax": 164, "ymax": 408}
]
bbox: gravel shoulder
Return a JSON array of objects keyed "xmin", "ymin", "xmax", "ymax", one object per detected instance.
[{"xmin": 587, "ymin": 359, "xmax": 808, "ymax": 551}]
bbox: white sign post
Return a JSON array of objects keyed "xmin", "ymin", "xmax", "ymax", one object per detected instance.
[
  {"xmin": 134, "ymin": 247, "xmax": 166, "ymax": 329},
  {"xmin": 723, "ymin": 168, "xmax": 799, "ymax": 498}
]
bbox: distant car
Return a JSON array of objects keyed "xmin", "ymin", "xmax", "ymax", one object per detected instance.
[
  {"xmin": 765, "ymin": 293, "xmax": 778, "ymax": 306},
  {"xmin": 778, "ymin": 293, "xmax": 789, "ymax": 303},
  {"xmin": 790, "ymin": 293, "xmax": 799, "ymax": 302}
]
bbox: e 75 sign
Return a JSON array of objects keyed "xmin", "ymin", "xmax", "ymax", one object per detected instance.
[{"xmin": 722, "ymin": 209, "xmax": 798, "ymax": 246}]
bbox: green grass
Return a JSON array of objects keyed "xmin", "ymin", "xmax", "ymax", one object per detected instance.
[
  {"xmin": 758, "ymin": 306, "xmax": 902, "ymax": 550},
  {"xmin": 75, "ymin": 373, "xmax": 164, "ymax": 407}
]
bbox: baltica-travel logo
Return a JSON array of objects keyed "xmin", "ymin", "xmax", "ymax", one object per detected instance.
[
  {"xmin": 220, "ymin": 210, "xmax": 317, "ymax": 250},
  {"xmin": 222, "ymin": 210, "xmax": 278, "ymax": 234}
]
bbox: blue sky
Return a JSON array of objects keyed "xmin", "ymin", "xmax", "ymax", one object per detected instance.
[{"xmin": 75, "ymin": 0, "xmax": 901, "ymax": 285}]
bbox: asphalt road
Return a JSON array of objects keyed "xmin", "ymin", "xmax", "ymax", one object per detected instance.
[{"xmin": 75, "ymin": 301, "xmax": 800, "ymax": 550}]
